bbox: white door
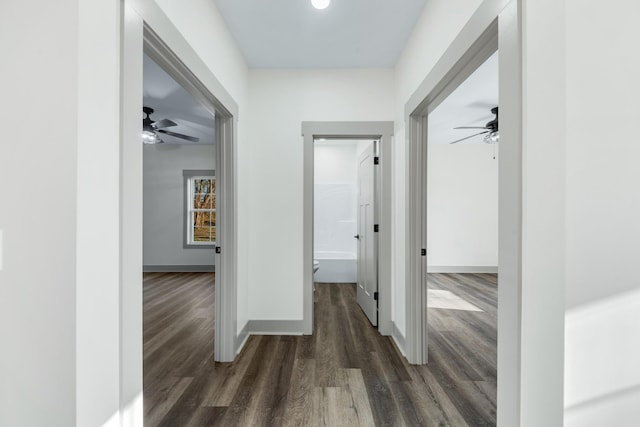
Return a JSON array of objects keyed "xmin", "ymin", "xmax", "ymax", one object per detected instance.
[{"xmin": 356, "ymin": 143, "xmax": 378, "ymax": 325}]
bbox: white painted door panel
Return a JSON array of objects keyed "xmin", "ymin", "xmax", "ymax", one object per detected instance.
[{"xmin": 357, "ymin": 143, "xmax": 378, "ymax": 325}]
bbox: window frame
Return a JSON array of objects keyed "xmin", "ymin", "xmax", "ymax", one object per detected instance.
[{"xmin": 183, "ymin": 169, "xmax": 216, "ymax": 249}]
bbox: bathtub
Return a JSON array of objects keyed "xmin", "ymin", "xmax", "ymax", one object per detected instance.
[{"xmin": 313, "ymin": 250, "xmax": 357, "ymax": 283}]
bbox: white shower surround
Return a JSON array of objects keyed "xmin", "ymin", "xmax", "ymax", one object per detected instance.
[{"xmin": 313, "ymin": 141, "xmax": 363, "ymax": 283}]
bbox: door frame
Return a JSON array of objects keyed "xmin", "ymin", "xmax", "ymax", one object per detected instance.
[
  {"xmin": 120, "ymin": 2, "xmax": 239, "ymax": 421},
  {"xmin": 140, "ymin": 22, "xmax": 238, "ymax": 364},
  {"xmin": 405, "ymin": 8, "xmax": 501, "ymax": 364},
  {"xmin": 404, "ymin": 0, "xmax": 522, "ymax": 424},
  {"xmin": 302, "ymin": 122, "xmax": 394, "ymax": 336}
]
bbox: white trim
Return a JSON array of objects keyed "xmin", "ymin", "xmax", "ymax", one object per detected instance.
[
  {"xmin": 496, "ymin": 2, "xmax": 524, "ymax": 425},
  {"xmin": 427, "ymin": 266, "xmax": 498, "ymax": 274},
  {"xmin": 235, "ymin": 322, "xmax": 250, "ymax": 355},
  {"xmin": 302, "ymin": 122, "xmax": 394, "ymax": 337},
  {"xmin": 392, "ymin": 322, "xmax": 407, "ymax": 357},
  {"xmin": 120, "ymin": 5, "xmax": 144, "ymax": 426},
  {"xmin": 406, "ymin": 113, "xmax": 429, "ymax": 365}
]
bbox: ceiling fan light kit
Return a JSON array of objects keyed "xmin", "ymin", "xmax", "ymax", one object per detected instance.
[
  {"xmin": 142, "ymin": 130, "xmax": 162, "ymax": 144},
  {"xmin": 450, "ymin": 106, "xmax": 499, "ymax": 145},
  {"xmin": 141, "ymin": 106, "xmax": 200, "ymax": 144},
  {"xmin": 484, "ymin": 131, "xmax": 500, "ymax": 144}
]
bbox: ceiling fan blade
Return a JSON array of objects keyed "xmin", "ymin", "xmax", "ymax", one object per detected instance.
[
  {"xmin": 157, "ymin": 129, "xmax": 200, "ymax": 142},
  {"xmin": 454, "ymin": 126, "xmax": 488, "ymax": 130},
  {"xmin": 449, "ymin": 131, "xmax": 488, "ymax": 144},
  {"xmin": 152, "ymin": 119, "xmax": 178, "ymax": 129}
]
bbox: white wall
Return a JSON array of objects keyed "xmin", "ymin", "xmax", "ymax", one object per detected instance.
[
  {"xmin": 247, "ymin": 69, "xmax": 394, "ymax": 320},
  {"xmin": 393, "ymin": 0, "xmax": 483, "ymax": 335},
  {"xmin": 2, "ymin": 0, "xmax": 250, "ymax": 424},
  {"xmin": 563, "ymin": 0, "xmax": 640, "ymax": 425},
  {"xmin": 427, "ymin": 143, "xmax": 498, "ymax": 269},
  {"xmin": 0, "ymin": 1, "xmax": 80, "ymax": 425},
  {"xmin": 143, "ymin": 144, "xmax": 216, "ymax": 268}
]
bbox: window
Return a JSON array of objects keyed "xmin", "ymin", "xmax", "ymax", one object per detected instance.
[{"xmin": 183, "ymin": 170, "xmax": 216, "ymax": 248}]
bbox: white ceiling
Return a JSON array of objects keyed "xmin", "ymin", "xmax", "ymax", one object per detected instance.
[
  {"xmin": 428, "ymin": 51, "xmax": 499, "ymax": 145},
  {"xmin": 214, "ymin": 0, "xmax": 427, "ymax": 68},
  {"xmin": 143, "ymin": 3, "xmax": 497, "ymax": 147},
  {"xmin": 143, "ymin": 54, "xmax": 215, "ymax": 145}
]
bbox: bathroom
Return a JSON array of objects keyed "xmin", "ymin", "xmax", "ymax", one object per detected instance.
[{"xmin": 313, "ymin": 139, "xmax": 374, "ymax": 283}]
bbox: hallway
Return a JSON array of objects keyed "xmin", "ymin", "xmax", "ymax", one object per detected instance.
[{"xmin": 143, "ymin": 273, "xmax": 496, "ymax": 426}]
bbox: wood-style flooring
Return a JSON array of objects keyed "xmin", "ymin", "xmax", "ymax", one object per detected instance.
[{"xmin": 143, "ymin": 272, "xmax": 497, "ymax": 426}]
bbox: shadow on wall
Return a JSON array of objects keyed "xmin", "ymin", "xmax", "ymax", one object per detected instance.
[{"xmin": 564, "ymin": 288, "xmax": 640, "ymax": 426}]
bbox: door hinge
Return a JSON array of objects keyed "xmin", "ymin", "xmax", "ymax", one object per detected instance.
[
  {"xmin": 374, "ymin": 156, "xmax": 379, "ymax": 165},
  {"xmin": 374, "ymin": 224, "xmax": 379, "ymax": 232},
  {"xmin": 374, "ymin": 291, "xmax": 379, "ymax": 301},
  {"xmin": 421, "ymin": 249, "xmax": 426, "ymax": 256},
  {"xmin": 215, "ymin": 246, "xmax": 221, "ymax": 254}
]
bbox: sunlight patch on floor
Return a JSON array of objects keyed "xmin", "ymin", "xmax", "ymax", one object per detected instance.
[{"xmin": 427, "ymin": 289, "xmax": 484, "ymax": 312}]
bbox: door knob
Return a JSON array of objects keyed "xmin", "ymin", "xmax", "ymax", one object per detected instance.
[{"xmin": 354, "ymin": 234, "xmax": 360, "ymax": 239}]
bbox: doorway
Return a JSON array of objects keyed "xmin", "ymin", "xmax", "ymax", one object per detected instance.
[
  {"xmin": 313, "ymin": 139, "xmax": 379, "ymax": 325},
  {"xmin": 120, "ymin": 4, "xmax": 241, "ymax": 420},
  {"xmin": 403, "ymin": 1, "xmax": 523, "ymax": 424},
  {"xmin": 302, "ymin": 121, "xmax": 394, "ymax": 336},
  {"xmin": 141, "ymin": 50, "xmax": 219, "ymax": 423},
  {"xmin": 141, "ymin": 28, "xmax": 236, "ymax": 363},
  {"xmin": 426, "ymin": 50, "xmax": 499, "ymax": 278}
]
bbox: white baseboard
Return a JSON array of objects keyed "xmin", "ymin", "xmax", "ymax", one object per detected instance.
[
  {"xmin": 233, "ymin": 319, "xmax": 310, "ymax": 359},
  {"xmin": 235, "ymin": 322, "xmax": 250, "ymax": 355},
  {"xmin": 246, "ymin": 320, "xmax": 305, "ymax": 335},
  {"xmin": 391, "ymin": 322, "xmax": 407, "ymax": 358},
  {"xmin": 427, "ymin": 265, "xmax": 498, "ymax": 274},
  {"xmin": 143, "ymin": 265, "xmax": 215, "ymax": 272}
]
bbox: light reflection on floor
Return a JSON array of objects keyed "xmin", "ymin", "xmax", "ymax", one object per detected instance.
[{"xmin": 427, "ymin": 289, "xmax": 484, "ymax": 312}]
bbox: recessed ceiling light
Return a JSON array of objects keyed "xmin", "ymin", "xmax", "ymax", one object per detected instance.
[{"xmin": 311, "ymin": 0, "xmax": 330, "ymax": 10}]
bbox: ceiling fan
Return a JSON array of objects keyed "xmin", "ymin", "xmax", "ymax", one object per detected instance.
[
  {"xmin": 450, "ymin": 106, "xmax": 499, "ymax": 144},
  {"xmin": 142, "ymin": 106, "xmax": 200, "ymax": 144}
]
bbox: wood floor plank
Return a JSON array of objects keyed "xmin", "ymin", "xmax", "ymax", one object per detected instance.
[
  {"xmin": 281, "ymin": 358, "xmax": 316, "ymax": 427},
  {"xmin": 295, "ymin": 334, "xmax": 315, "ymax": 360},
  {"xmin": 344, "ymin": 369, "xmax": 376, "ymax": 427},
  {"xmin": 259, "ymin": 336, "xmax": 297, "ymax": 424},
  {"xmin": 185, "ymin": 406, "xmax": 227, "ymax": 427},
  {"xmin": 313, "ymin": 386, "xmax": 363, "ymax": 427},
  {"xmin": 144, "ymin": 273, "xmax": 497, "ymax": 426},
  {"xmin": 227, "ymin": 336, "xmax": 278, "ymax": 409},
  {"xmin": 203, "ymin": 337, "xmax": 261, "ymax": 407},
  {"xmin": 405, "ymin": 367, "xmax": 470, "ymax": 427},
  {"xmin": 360, "ymin": 350, "xmax": 404, "ymax": 426},
  {"xmin": 144, "ymin": 377, "xmax": 193, "ymax": 427}
]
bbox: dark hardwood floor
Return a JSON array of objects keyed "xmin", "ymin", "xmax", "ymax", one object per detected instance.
[{"xmin": 143, "ymin": 272, "xmax": 497, "ymax": 426}]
